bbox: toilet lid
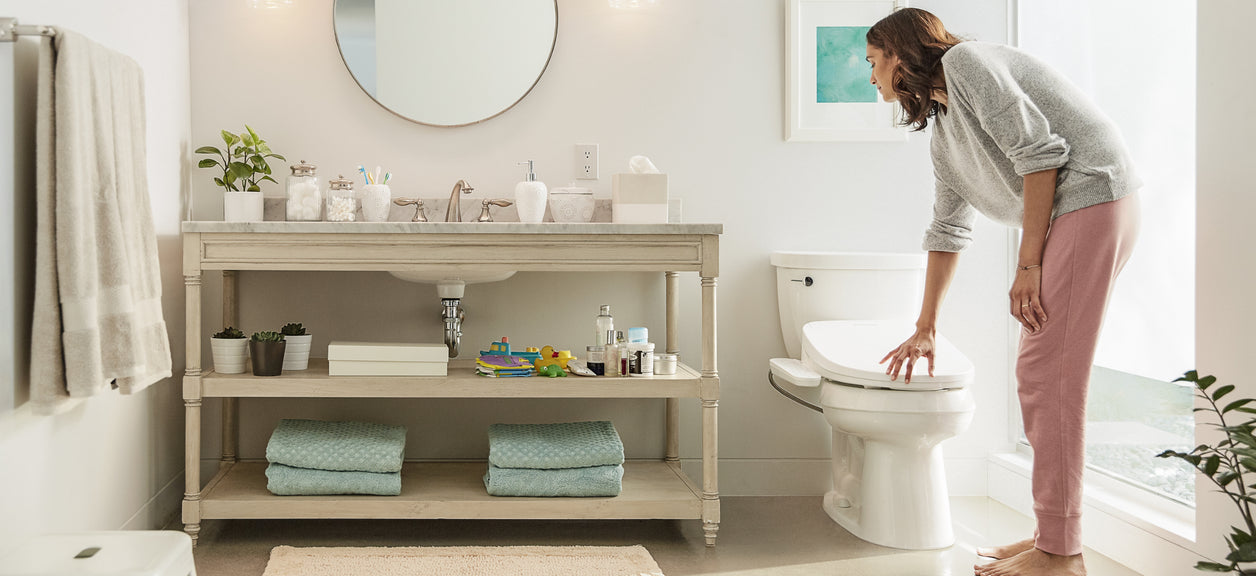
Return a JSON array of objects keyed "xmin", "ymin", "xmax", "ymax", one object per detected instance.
[{"xmin": 801, "ymin": 320, "xmax": 974, "ymax": 391}]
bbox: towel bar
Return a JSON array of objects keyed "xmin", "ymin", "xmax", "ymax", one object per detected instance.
[{"xmin": 0, "ymin": 18, "xmax": 57, "ymax": 42}]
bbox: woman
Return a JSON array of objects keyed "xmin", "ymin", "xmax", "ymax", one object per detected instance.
[{"xmin": 867, "ymin": 8, "xmax": 1140, "ymax": 576}]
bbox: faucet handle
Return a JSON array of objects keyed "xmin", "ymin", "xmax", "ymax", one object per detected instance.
[
  {"xmin": 477, "ymin": 199, "xmax": 514, "ymax": 222},
  {"xmin": 393, "ymin": 197, "xmax": 427, "ymax": 222}
]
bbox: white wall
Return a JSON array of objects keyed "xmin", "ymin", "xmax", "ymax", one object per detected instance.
[
  {"xmin": 186, "ymin": 0, "xmax": 1013, "ymax": 496},
  {"xmin": 0, "ymin": 0, "xmax": 191, "ymax": 544},
  {"xmin": 1196, "ymin": 0, "xmax": 1256, "ymax": 565}
]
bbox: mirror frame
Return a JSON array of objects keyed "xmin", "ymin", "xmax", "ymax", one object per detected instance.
[{"xmin": 332, "ymin": 0, "xmax": 559, "ymax": 128}]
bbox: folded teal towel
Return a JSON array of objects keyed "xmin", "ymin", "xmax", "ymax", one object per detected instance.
[
  {"xmin": 266, "ymin": 419, "xmax": 406, "ymax": 473},
  {"xmin": 483, "ymin": 464, "xmax": 623, "ymax": 497},
  {"xmin": 488, "ymin": 421, "xmax": 624, "ymax": 469},
  {"xmin": 265, "ymin": 463, "xmax": 401, "ymax": 496}
]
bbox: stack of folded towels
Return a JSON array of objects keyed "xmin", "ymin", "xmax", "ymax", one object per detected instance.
[
  {"xmin": 265, "ymin": 419, "xmax": 407, "ymax": 496},
  {"xmin": 484, "ymin": 421, "xmax": 625, "ymax": 497}
]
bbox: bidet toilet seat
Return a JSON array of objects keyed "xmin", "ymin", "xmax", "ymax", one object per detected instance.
[{"xmin": 801, "ymin": 320, "xmax": 974, "ymax": 391}]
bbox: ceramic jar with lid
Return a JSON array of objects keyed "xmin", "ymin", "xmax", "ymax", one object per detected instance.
[
  {"xmin": 326, "ymin": 174, "xmax": 357, "ymax": 222},
  {"xmin": 286, "ymin": 160, "xmax": 321, "ymax": 221}
]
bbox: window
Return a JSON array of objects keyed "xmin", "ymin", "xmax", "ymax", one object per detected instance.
[{"xmin": 1018, "ymin": 0, "xmax": 1197, "ymax": 505}]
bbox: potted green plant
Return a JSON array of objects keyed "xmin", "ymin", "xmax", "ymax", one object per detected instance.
[
  {"xmin": 280, "ymin": 322, "xmax": 312, "ymax": 371},
  {"xmin": 249, "ymin": 331, "xmax": 286, "ymax": 376},
  {"xmin": 196, "ymin": 125, "xmax": 286, "ymax": 222},
  {"xmin": 210, "ymin": 326, "xmax": 247, "ymax": 374},
  {"xmin": 1158, "ymin": 371, "xmax": 1256, "ymax": 574}
]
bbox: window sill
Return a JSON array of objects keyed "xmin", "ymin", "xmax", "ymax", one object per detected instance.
[{"xmin": 988, "ymin": 450, "xmax": 1201, "ymax": 575}]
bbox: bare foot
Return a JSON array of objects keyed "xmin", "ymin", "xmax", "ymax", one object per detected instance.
[
  {"xmin": 973, "ymin": 547, "xmax": 1085, "ymax": 576},
  {"xmin": 976, "ymin": 537, "xmax": 1034, "ymax": 559}
]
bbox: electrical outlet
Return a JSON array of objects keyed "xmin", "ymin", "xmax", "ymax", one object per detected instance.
[{"xmin": 575, "ymin": 144, "xmax": 598, "ymax": 180}]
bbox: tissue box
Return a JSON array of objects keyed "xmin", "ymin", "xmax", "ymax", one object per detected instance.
[
  {"xmin": 327, "ymin": 341, "xmax": 448, "ymax": 376},
  {"xmin": 612, "ymin": 174, "xmax": 669, "ymax": 224}
]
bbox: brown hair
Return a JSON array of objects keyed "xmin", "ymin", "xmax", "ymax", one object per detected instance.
[{"xmin": 866, "ymin": 8, "xmax": 963, "ymax": 131}]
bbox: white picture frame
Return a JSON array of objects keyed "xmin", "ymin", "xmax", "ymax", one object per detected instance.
[{"xmin": 786, "ymin": 0, "xmax": 908, "ymax": 142}]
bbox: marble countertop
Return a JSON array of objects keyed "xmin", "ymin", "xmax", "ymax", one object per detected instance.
[{"xmin": 181, "ymin": 221, "xmax": 723, "ymax": 235}]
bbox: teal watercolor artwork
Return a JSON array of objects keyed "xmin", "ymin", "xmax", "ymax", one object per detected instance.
[{"xmin": 816, "ymin": 26, "xmax": 876, "ymax": 103}]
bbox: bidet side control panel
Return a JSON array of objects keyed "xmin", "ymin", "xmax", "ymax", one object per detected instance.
[{"xmin": 769, "ymin": 358, "xmax": 822, "ymax": 387}]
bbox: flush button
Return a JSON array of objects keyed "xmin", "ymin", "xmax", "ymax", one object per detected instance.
[{"xmin": 74, "ymin": 547, "xmax": 101, "ymax": 559}]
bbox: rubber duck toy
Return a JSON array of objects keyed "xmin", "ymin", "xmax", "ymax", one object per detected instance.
[{"xmin": 532, "ymin": 345, "xmax": 574, "ymax": 371}]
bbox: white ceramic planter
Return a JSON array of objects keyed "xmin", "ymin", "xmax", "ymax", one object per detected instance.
[
  {"xmin": 223, "ymin": 191, "xmax": 264, "ymax": 222},
  {"xmin": 210, "ymin": 337, "xmax": 248, "ymax": 374},
  {"xmin": 282, "ymin": 334, "xmax": 313, "ymax": 370}
]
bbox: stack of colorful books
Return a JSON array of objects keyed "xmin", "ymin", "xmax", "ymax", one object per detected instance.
[{"xmin": 476, "ymin": 355, "xmax": 534, "ymax": 378}]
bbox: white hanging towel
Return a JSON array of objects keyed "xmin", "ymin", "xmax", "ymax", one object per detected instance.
[{"xmin": 29, "ymin": 30, "xmax": 171, "ymax": 411}]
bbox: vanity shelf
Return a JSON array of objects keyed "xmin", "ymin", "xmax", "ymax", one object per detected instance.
[
  {"xmin": 181, "ymin": 222, "xmax": 721, "ymax": 547},
  {"xmin": 199, "ymin": 461, "xmax": 700, "ymax": 520},
  {"xmin": 201, "ymin": 358, "xmax": 707, "ymax": 398}
]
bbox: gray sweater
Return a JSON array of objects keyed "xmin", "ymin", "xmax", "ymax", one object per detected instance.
[{"xmin": 924, "ymin": 42, "xmax": 1139, "ymax": 252}]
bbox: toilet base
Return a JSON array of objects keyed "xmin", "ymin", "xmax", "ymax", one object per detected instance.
[
  {"xmin": 823, "ymin": 439, "xmax": 957, "ymax": 551},
  {"xmin": 823, "ymin": 489, "xmax": 956, "ymax": 551}
]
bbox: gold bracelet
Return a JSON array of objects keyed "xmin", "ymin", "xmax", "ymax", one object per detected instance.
[{"xmin": 1018, "ymin": 264, "xmax": 1041, "ymax": 271}]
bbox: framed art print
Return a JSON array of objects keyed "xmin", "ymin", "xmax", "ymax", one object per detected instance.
[{"xmin": 786, "ymin": 0, "xmax": 908, "ymax": 142}]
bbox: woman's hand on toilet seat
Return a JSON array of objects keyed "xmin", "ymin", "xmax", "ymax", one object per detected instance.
[{"xmin": 881, "ymin": 330, "xmax": 936, "ymax": 384}]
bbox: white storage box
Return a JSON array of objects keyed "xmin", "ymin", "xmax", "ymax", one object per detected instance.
[
  {"xmin": 0, "ymin": 531, "xmax": 196, "ymax": 576},
  {"xmin": 327, "ymin": 341, "xmax": 448, "ymax": 376},
  {"xmin": 612, "ymin": 174, "xmax": 669, "ymax": 223}
]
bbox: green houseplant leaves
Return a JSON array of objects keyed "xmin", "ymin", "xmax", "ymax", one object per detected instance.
[
  {"xmin": 196, "ymin": 125, "xmax": 286, "ymax": 192},
  {"xmin": 1158, "ymin": 371, "xmax": 1256, "ymax": 574}
]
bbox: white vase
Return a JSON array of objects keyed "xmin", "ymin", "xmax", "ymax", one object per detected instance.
[
  {"xmin": 282, "ymin": 334, "xmax": 313, "ymax": 370},
  {"xmin": 210, "ymin": 337, "xmax": 248, "ymax": 374},
  {"xmin": 224, "ymin": 191, "xmax": 264, "ymax": 222}
]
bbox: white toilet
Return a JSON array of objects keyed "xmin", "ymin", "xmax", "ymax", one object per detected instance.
[{"xmin": 768, "ymin": 251, "xmax": 976, "ymax": 550}]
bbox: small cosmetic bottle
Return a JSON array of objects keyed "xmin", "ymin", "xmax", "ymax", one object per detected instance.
[
  {"xmin": 604, "ymin": 330, "xmax": 619, "ymax": 377},
  {"xmin": 616, "ymin": 331, "xmax": 628, "ymax": 377},
  {"xmin": 586, "ymin": 345, "xmax": 605, "ymax": 376}
]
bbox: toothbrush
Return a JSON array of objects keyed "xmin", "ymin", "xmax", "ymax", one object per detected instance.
[
  {"xmin": 357, "ymin": 165, "xmax": 372, "ymax": 185},
  {"xmin": 383, "ymin": 172, "xmax": 391, "ymax": 185},
  {"xmin": 374, "ymin": 166, "xmax": 382, "ymax": 186}
]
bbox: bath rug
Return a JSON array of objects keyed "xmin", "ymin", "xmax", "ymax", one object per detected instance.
[
  {"xmin": 261, "ymin": 545, "xmax": 664, "ymax": 576},
  {"xmin": 488, "ymin": 421, "xmax": 624, "ymax": 469}
]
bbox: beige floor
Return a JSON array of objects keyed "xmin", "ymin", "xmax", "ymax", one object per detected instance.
[{"xmin": 184, "ymin": 496, "xmax": 1141, "ymax": 576}]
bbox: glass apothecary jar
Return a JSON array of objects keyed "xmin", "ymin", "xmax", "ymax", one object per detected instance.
[
  {"xmin": 326, "ymin": 174, "xmax": 357, "ymax": 222},
  {"xmin": 285, "ymin": 160, "xmax": 321, "ymax": 221}
]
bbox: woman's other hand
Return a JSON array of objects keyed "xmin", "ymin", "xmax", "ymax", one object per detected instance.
[
  {"xmin": 1010, "ymin": 267, "xmax": 1047, "ymax": 332},
  {"xmin": 880, "ymin": 329, "xmax": 936, "ymax": 384}
]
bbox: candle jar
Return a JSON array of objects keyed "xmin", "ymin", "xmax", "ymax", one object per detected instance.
[
  {"xmin": 326, "ymin": 174, "xmax": 357, "ymax": 222},
  {"xmin": 285, "ymin": 160, "xmax": 321, "ymax": 221}
]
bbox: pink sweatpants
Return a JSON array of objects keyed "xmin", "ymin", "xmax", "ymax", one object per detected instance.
[{"xmin": 1015, "ymin": 194, "xmax": 1139, "ymax": 557}]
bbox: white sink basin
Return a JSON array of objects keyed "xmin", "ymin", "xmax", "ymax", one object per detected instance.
[
  {"xmin": 389, "ymin": 270, "xmax": 516, "ymax": 285},
  {"xmin": 388, "ymin": 270, "xmax": 516, "ymax": 298}
]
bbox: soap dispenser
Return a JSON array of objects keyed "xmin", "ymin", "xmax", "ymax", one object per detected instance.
[{"xmin": 514, "ymin": 160, "xmax": 548, "ymax": 223}]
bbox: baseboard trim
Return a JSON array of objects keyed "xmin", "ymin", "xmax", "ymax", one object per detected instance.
[
  {"xmin": 121, "ymin": 472, "xmax": 184, "ymax": 531},
  {"xmin": 677, "ymin": 456, "xmax": 987, "ymax": 497}
]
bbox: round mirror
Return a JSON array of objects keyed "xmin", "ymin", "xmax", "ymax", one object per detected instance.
[{"xmin": 333, "ymin": 0, "xmax": 558, "ymax": 127}]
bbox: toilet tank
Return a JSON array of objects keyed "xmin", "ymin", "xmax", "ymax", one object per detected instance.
[{"xmin": 772, "ymin": 251, "xmax": 925, "ymax": 358}]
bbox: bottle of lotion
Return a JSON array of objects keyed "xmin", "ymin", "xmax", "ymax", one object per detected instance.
[{"xmin": 515, "ymin": 160, "xmax": 548, "ymax": 223}]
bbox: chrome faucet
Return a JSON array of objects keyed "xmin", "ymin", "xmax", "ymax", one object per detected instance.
[{"xmin": 445, "ymin": 179, "xmax": 474, "ymax": 222}]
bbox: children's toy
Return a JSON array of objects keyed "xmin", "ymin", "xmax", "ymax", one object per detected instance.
[
  {"xmin": 479, "ymin": 337, "xmax": 541, "ymax": 362},
  {"xmin": 533, "ymin": 345, "xmax": 575, "ymax": 371}
]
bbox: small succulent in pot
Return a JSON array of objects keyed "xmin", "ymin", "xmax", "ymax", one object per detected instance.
[
  {"xmin": 210, "ymin": 326, "xmax": 248, "ymax": 374},
  {"xmin": 280, "ymin": 322, "xmax": 313, "ymax": 371},
  {"xmin": 213, "ymin": 326, "xmax": 245, "ymax": 339},
  {"xmin": 249, "ymin": 331, "xmax": 287, "ymax": 376}
]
